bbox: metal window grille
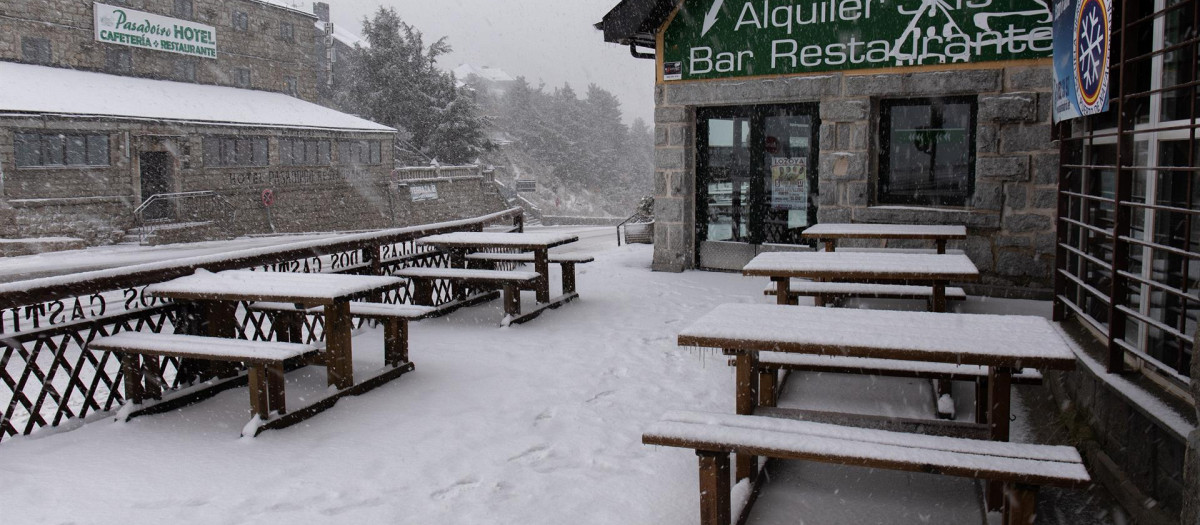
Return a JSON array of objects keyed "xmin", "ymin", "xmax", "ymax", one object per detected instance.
[{"xmin": 1055, "ymin": 0, "xmax": 1197, "ymax": 386}]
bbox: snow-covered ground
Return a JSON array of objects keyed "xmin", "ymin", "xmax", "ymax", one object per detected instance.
[{"xmin": 0, "ymin": 230, "xmax": 1106, "ymax": 524}]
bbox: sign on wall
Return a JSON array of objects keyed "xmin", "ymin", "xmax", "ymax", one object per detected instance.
[
  {"xmin": 1051, "ymin": 0, "xmax": 1111, "ymax": 122},
  {"xmin": 94, "ymin": 2, "xmax": 217, "ymax": 59},
  {"xmin": 410, "ymin": 184, "xmax": 439, "ymax": 202},
  {"xmin": 661, "ymin": 0, "xmax": 1054, "ymax": 82}
]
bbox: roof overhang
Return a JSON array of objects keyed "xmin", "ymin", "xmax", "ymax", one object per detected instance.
[{"xmin": 594, "ymin": 0, "xmax": 678, "ymax": 50}]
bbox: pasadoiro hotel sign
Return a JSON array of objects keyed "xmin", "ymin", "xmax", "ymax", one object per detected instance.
[
  {"xmin": 94, "ymin": 2, "xmax": 217, "ymax": 59},
  {"xmin": 661, "ymin": 0, "xmax": 1053, "ymax": 82}
]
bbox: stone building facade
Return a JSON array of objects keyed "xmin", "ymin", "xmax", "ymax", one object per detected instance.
[
  {"xmin": 0, "ymin": 0, "xmax": 320, "ymax": 101},
  {"xmin": 602, "ymin": 0, "xmax": 1060, "ymax": 297}
]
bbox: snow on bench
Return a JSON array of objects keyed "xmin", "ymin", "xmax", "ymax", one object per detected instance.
[
  {"xmin": 755, "ymin": 353, "xmax": 1043, "ymax": 384},
  {"xmin": 463, "ymin": 252, "xmax": 593, "ymax": 295},
  {"xmin": 89, "ymin": 333, "xmax": 317, "ymax": 424},
  {"xmin": 642, "ymin": 410, "xmax": 1090, "ymax": 525},
  {"xmin": 763, "ymin": 280, "xmax": 968, "ymax": 300},
  {"xmin": 248, "ymin": 301, "xmax": 435, "ymax": 367},
  {"xmin": 392, "ymin": 267, "xmax": 541, "ymax": 324},
  {"xmin": 463, "ymin": 252, "xmax": 595, "ymax": 264}
]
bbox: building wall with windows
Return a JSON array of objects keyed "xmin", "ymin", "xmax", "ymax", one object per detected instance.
[
  {"xmin": 642, "ymin": 22, "xmax": 1059, "ymax": 296},
  {"xmin": 0, "ymin": 0, "xmax": 319, "ymax": 101}
]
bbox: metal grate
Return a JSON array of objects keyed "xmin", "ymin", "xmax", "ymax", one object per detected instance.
[{"xmin": 1055, "ymin": 0, "xmax": 1197, "ymax": 385}]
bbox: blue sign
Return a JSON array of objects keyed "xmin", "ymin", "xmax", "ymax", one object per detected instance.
[{"xmin": 1053, "ymin": 0, "xmax": 1111, "ymax": 122}]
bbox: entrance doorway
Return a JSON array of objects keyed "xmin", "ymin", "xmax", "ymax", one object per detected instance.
[
  {"xmin": 696, "ymin": 104, "xmax": 820, "ymax": 270},
  {"xmin": 139, "ymin": 152, "xmax": 174, "ymax": 221}
]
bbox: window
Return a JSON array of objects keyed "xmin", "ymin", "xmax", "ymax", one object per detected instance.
[
  {"xmin": 284, "ymin": 77, "xmax": 298, "ymax": 97},
  {"xmin": 21, "ymin": 37, "xmax": 51, "ymax": 65},
  {"xmin": 14, "ymin": 133, "xmax": 109, "ymax": 168},
  {"xmin": 280, "ymin": 22, "xmax": 294, "ymax": 41},
  {"xmin": 203, "ymin": 136, "xmax": 268, "ymax": 167},
  {"xmin": 234, "ymin": 67, "xmax": 251, "ymax": 88},
  {"xmin": 338, "ymin": 140, "xmax": 383, "ymax": 165},
  {"xmin": 878, "ymin": 97, "xmax": 976, "ymax": 207},
  {"xmin": 232, "ymin": 10, "xmax": 249, "ymax": 31},
  {"xmin": 105, "ymin": 48, "xmax": 132, "ymax": 74},
  {"xmin": 174, "ymin": 60, "xmax": 196, "ymax": 82},
  {"xmin": 173, "ymin": 0, "xmax": 193, "ymax": 18},
  {"xmin": 279, "ymin": 138, "xmax": 331, "ymax": 166}
]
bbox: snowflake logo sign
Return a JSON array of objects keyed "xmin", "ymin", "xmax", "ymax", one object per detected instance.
[{"xmin": 1073, "ymin": 0, "xmax": 1111, "ymax": 114}]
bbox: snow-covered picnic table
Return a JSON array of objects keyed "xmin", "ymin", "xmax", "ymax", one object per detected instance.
[
  {"xmin": 146, "ymin": 270, "xmax": 405, "ymax": 390},
  {"xmin": 742, "ymin": 251, "xmax": 980, "ymax": 311},
  {"xmin": 801, "ymin": 223, "xmax": 967, "ymax": 253},
  {"xmin": 677, "ymin": 303, "xmax": 1076, "ymax": 439},
  {"xmin": 417, "ymin": 231, "xmax": 581, "ymax": 307}
]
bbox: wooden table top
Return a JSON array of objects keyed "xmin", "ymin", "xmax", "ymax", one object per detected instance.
[
  {"xmin": 742, "ymin": 251, "xmax": 980, "ymax": 281},
  {"xmin": 146, "ymin": 270, "xmax": 404, "ymax": 305},
  {"xmin": 802, "ymin": 223, "xmax": 968, "ymax": 240},
  {"xmin": 417, "ymin": 232, "xmax": 578, "ymax": 250},
  {"xmin": 677, "ymin": 304, "xmax": 1077, "ymax": 370}
]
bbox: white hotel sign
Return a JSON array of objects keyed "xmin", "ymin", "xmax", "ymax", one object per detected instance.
[{"xmin": 94, "ymin": 2, "xmax": 217, "ymax": 59}]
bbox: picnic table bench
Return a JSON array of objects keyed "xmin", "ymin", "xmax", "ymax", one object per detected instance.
[
  {"xmin": 249, "ymin": 301, "xmax": 435, "ymax": 367},
  {"xmin": 802, "ymin": 223, "xmax": 967, "ymax": 253},
  {"xmin": 762, "ymin": 279, "xmax": 968, "ymax": 309},
  {"xmin": 643, "ymin": 410, "xmax": 1090, "ymax": 525},
  {"xmin": 744, "ymin": 251, "xmax": 979, "ymax": 312},
  {"xmin": 464, "ymin": 252, "xmax": 594, "ymax": 295},
  {"xmin": 391, "ymin": 267, "xmax": 540, "ymax": 325},
  {"xmin": 677, "ymin": 303, "xmax": 1077, "ymax": 510},
  {"xmin": 88, "ymin": 333, "xmax": 315, "ymax": 432}
]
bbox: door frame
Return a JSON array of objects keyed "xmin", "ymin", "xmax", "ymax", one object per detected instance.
[{"xmin": 695, "ymin": 102, "xmax": 821, "ymax": 269}]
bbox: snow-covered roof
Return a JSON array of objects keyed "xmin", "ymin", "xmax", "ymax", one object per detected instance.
[
  {"xmin": 453, "ymin": 64, "xmax": 515, "ymax": 83},
  {"xmin": 314, "ymin": 20, "xmax": 370, "ymax": 49},
  {"xmin": 250, "ymin": 0, "xmax": 317, "ymax": 18},
  {"xmin": 0, "ymin": 62, "xmax": 394, "ymax": 133}
]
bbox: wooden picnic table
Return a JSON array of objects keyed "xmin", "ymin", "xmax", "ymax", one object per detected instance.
[
  {"xmin": 146, "ymin": 270, "xmax": 404, "ymax": 390},
  {"xmin": 676, "ymin": 303, "xmax": 1078, "ymax": 491},
  {"xmin": 743, "ymin": 251, "xmax": 979, "ymax": 312},
  {"xmin": 802, "ymin": 223, "xmax": 967, "ymax": 253},
  {"xmin": 417, "ymin": 232, "xmax": 579, "ymax": 304}
]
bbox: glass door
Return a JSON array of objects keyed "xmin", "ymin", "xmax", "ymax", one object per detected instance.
[{"xmin": 696, "ymin": 104, "xmax": 819, "ymax": 270}]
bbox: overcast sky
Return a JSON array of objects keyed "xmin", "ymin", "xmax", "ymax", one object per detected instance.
[{"xmin": 317, "ymin": 0, "xmax": 657, "ymax": 125}]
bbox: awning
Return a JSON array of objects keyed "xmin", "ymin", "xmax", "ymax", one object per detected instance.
[
  {"xmin": 595, "ymin": 0, "xmax": 678, "ymax": 48},
  {"xmin": 0, "ymin": 61, "xmax": 394, "ymax": 133}
]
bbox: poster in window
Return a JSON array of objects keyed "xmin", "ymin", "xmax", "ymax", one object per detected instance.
[
  {"xmin": 1052, "ymin": 0, "xmax": 1111, "ymax": 122},
  {"xmin": 770, "ymin": 157, "xmax": 808, "ymax": 228}
]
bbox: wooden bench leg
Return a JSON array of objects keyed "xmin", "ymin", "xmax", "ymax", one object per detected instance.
[
  {"xmin": 975, "ymin": 377, "xmax": 989, "ymax": 424},
  {"xmin": 384, "ymin": 319, "xmax": 408, "ymax": 367},
  {"xmin": 503, "ymin": 284, "xmax": 521, "ymax": 318},
  {"xmin": 697, "ymin": 451, "xmax": 731, "ymax": 525},
  {"xmin": 1002, "ymin": 484, "xmax": 1038, "ymax": 525},
  {"xmin": 772, "ymin": 277, "xmax": 790, "ymax": 306},
  {"xmin": 247, "ymin": 365, "xmax": 270, "ymax": 420},
  {"xmin": 266, "ymin": 364, "xmax": 286, "ymax": 415},
  {"xmin": 734, "ymin": 351, "xmax": 759, "ymax": 482},
  {"xmin": 986, "ymin": 367, "xmax": 1015, "ymax": 511},
  {"xmin": 120, "ymin": 353, "xmax": 144, "ymax": 405},
  {"xmin": 561, "ymin": 262, "xmax": 577, "ymax": 295},
  {"xmin": 324, "ymin": 301, "xmax": 354, "ymax": 390},
  {"xmin": 534, "ymin": 250, "xmax": 551, "ymax": 303},
  {"xmin": 141, "ymin": 355, "xmax": 163, "ymax": 401},
  {"xmin": 273, "ymin": 311, "xmax": 304, "ymax": 344},
  {"xmin": 759, "ymin": 368, "xmax": 777, "ymax": 408},
  {"xmin": 413, "ymin": 279, "xmax": 435, "ymax": 306}
]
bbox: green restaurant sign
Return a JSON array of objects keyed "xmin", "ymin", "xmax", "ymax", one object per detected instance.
[
  {"xmin": 661, "ymin": 0, "xmax": 1053, "ymax": 81},
  {"xmin": 94, "ymin": 2, "xmax": 217, "ymax": 59}
]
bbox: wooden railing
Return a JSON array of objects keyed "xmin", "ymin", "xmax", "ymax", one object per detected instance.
[{"xmin": 0, "ymin": 208, "xmax": 523, "ymax": 443}]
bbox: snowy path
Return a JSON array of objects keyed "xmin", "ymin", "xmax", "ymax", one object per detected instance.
[{"xmin": 0, "ymin": 240, "xmax": 761, "ymax": 524}]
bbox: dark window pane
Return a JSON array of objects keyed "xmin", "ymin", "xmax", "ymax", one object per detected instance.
[
  {"xmin": 879, "ymin": 98, "xmax": 975, "ymax": 206},
  {"xmin": 66, "ymin": 135, "xmax": 87, "ymax": 165},
  {"xmin": 174, "ymin": 60, "xmax": 196, "ymax": 82},
  {"xmin": 106, "ymin": 49, "xmax": 131, "ymax": 73},
  {"xmin": 15, "ymin": 133, "xmax": 40, "ymax": 167},
  {"xmin": 174, "ymin": 0, "xmax": 193, "ymax": 18},
  {"xmin": 280, "ymin": 22, "xmax": 293, "ymax": 41},
  {"xmin": 370, "ymin": 141, "xmax": 382, "ymax": 164},
  {"xmin": 233, "ymin": 11, "xmax": 248, "ymax": 31},
  {"xmin": 279, "ymin": 139, "xmax": 292, "ymax": 165},
  {"xmin": 87, "ymin": 135, "xmax": 109, "ymax": 165},
  {"xmin": 318, "ymin": 141, "xmax": 331, "ymax": 165},
  {"xmin": 21, "ymin": 37, "xmax": 51, "ymax": 65},
  {"xmin": 338, "ymin": 142, "xmax": 350, "ymax": 164},
  {"xmin": 204, "ymin": 137, "xmax": 219, "ymax": 166},
  {"xmin": 221, "ymin": 138, "xmax": 236, "ymax": 166},
  {"xmin": 42, "ymin": 135, "xmax": 65, "ymax": 165},
  {"xmin": 252, "ymin": 138, "xmax": 268, "ymax": 166},
  {"xmin": 305, "ymin": 140, "xmax": 318, "ymax": 165}
]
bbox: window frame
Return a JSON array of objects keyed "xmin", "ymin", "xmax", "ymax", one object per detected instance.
[
  {"xmin": 877, "ymin": 96, "xmax": 978, "ymax": 208},
  {"xmin": 232, "ymin": 10, "xmax": 249, "ymax": 32},
  {"xmin": 14, "ymin": 132, "xmax": 110, "ymax": 168},
  {"xmin": 173, "ymin": 0, "xmax": 193, "ymax": 19},
  {"xmin": 21, "ymin": 36, "xmax": 51, "ymax": 65},
  {"xmin": 203, "ymin": 136, "xmax": 269, "ymax": 168}
]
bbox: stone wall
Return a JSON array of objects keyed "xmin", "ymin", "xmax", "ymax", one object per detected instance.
[
  {"xmin": 653, "ymin": 63, "xmax": 1059, "ymax": 296},
  {"xmin": 1050, "ymin": 321, "xmax": 1195, "ymax": 524},
  {"xmin": 0, "ymin": 0, "xmax": 319, "ymax": 102}
]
